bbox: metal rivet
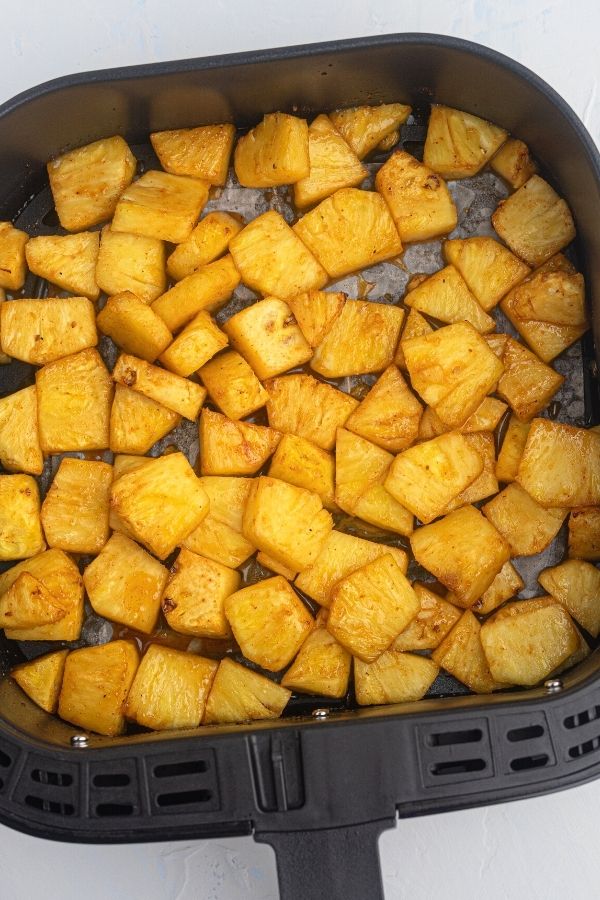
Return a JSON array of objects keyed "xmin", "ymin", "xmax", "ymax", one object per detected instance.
[
  {"xmin": 312, "ymin": 708, "xmax": 329, "ymax": 719},
  {"xmin": 544, "ymin": 678, "xmax": 563, "ymax": 694},
  {"xmin": 71, "ymin": 734, "xmax": 89, "ymax": 748}
]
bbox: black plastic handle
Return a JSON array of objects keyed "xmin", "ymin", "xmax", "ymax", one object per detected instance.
[{"xmin": 255, "ymin": 818, "xmax": 394, "ymax": 900}]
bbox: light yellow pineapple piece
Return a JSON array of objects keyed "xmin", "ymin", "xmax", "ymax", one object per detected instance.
[
  {"xmin": 568, "ymin": 507, "xmax": 600, "ymax": 561},
  {"xmin": 354, "ymin": 649, "xmax": 439, "ymax": 705},
  {"xmin": 417, "ymin": 406, "xmax": 447, "ymax": 441},
  {"xmin": 11, "ymin": 649, "xmax": 69, "ymax": 714},
  {"xmin": 160, "ymin": 310, "xmax": 228, "ymax": 377},
  {"xmin": 432, "ymin": 610, "xmax": 502, "ymax": 693},
  {"xmin": 112, "ymin": 454, "xmax": 148, "ymax": 480},
  {"xmin": 1, "ymin": 297, "xmax": 97, "ymax": 365},
  {"xmin": 293, "ymin": 114, "xmax": 367, "ymax": 208},
  {"xmin": 329, "ymin": 103, "xmax": 411, "ymax": 159},
  {"xmin": 353, "ymin": 483, "xmax": 415, "ymax": 537},
  {"xmin": 183, "ymin": 476, "xmax": 255, "ymax": 568},
  {"xmin": 311, "ymin": 300, "xmax": 404, "ymax": 377},
  {"xmin": 423, "ymin": 105, "xmax": 507, "ymax": 179},
  {"xmin": 0, "ymin": 475, "xmax": 45, "ymax": 561},
  {"xmin": 199, "ymin": 350, "xmax": 268, "ymax": 420},
  {"xmin": 285, "ymin": 289, "xmax": 346, "ymax": 348},
  {"xmin": 234, "ymin": 112, "xmax": 309, "ymax": 187},
  {"xmin": 377, "ymin": 129, "xmax": 401, "ymax": 152},
  {"xmin": 445, "ymin": 432, "xmax": 498, "ymax": 511},
  {"xmin": 223, "ymin": 296, "xmax": 312, "ymax": 379},
  {"xmin": 393, "ymin": 583, "xmax": 461, "ymax": 651},
  {"xmin": 0, "ymin": 386, "xmax": 43, "ymax": 475},
  {"xmin": 152, "ymin": 254, "xmax": 240, "ymax": 332},
  {"xmin": 490, "ymin": 138, "xmax": 537, "ymax": 189},
  {"xmin": 151, "ymin": 123, "xmax": 235, "ymax": 185},
  {"xmin": 281, "ymin": 627, "xmax": 351, "ymax": 698},
  {"xmin": 496, "ymin": 337, "xmax": 564, "ymax": 421},
  {"xmin": 41, "ymin": 459, "xmax": 112, "ymax": 555},
  {"xmin": 96, "ymin": 226, "xmax": 166, "ymax": 304},
  {"xmin": 203, "ymin": 657, "xmax": 290, "ymax": 724},
  {"xmin": 269, "ymin": 433, "xmax": 336, "ymax": 509},
  {"xmin": 539, "ymin": 559, "xmax": 600, "ymax": 637},
  {"xmin": 0, "ymin": 222, "xmax": 28, "ymax": 290},
  {"xmin": 482, "ymin": 483, "xmax": 567, "ymax": 557},
  {"xmin": 167, "ymin": 211, "xmax": 243, "ymax": 281},
  {"xmin": 256, "ymin": 552, "xmax": 298, "ymax": 580},
  {"xmin": 405, "ymin": 264, "xmax": 494, "ymax": 333},
  {"xmin": 199, "ymin": 408, "xmax": 281, "ymax": 476},
  {"xmin": 394, "ymin": 308, "xmax": 433, "ymax": 368},
  {"xmin": 517, "ymin": 419, "xmax": 600, "ymax": 508},
  {"xmin": 345, "ymin": 365, "xmax": 422, "ymax": 452},
  {"xmin": 471, "ymin": 561, "xmax": 524, "ymax": 616},
  {"xmin": 25, "ymin": 232, "xmax": 99, "ymax": 300},
  {"xmin": 110, "ymin": 385, "xmax": 181, "ymax": 454},
  {"xmin": 112, "ymin": 352, "xmax": 205, "ymax": 420},
  {"xmin": 496, "ymin": 415, "xmax": 530, "ymax": 483},
  {"xmin": 420, "ymin": 400, "xmax": 506, "ymax": 440},
  {"xmin": 443, "ymin": 236, "xmax": 530, "ymax": 311},
  {"xmin": 112, "ymin": 170, "xmax": 209, "ymax": 243},
  {"xmin": 265, "ymin": 373, "xmax": 358, "ymax": 451},
  {"xmin": 0, "ymin": 573, "xmax": 67, "ymax": 629},
  {"xmin": 97, "ymin": 291, "xmax": 172, "ymax": 362},
  {"xmin": 161, "ymin": 548, "xmax": 239, "ymax": 638},
  {"xmin": 553, "ymin": 626, "xmax": 591, "ymax": 676},
  {"xmin": 485, "ymin": 332, "xmax": 510, "ymax": 360}
]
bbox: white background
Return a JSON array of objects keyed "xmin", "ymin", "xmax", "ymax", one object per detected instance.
[{"xmin": 1, "ymin": 1, "xmax": 600, "ymax": 897}]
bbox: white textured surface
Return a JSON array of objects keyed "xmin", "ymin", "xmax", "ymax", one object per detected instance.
[{"xmin": 1, "ymin": 2, "xmax": 600, "ymax": 898}]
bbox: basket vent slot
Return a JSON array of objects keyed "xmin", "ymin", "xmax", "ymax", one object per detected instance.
[
  {"xmin": 25, "ymin": 795, "xmax": 74, "ymax": 816},
  {"xmin": 430, "ymin": 758, "xmax": 486, "ymax": 777},
  {"xmin": 95, "ymin": 802, "xmax": 134, "ymax": 817},
  {"xmin": 564, "ymin": 706, "xmax": 600, "ymax": 729},
  {"xmin": 31, "ymin": 769, "xmax": 73, "ymax": 787},
  {"xmin": 568, "ymin": 736, "xmax": 600, "ymax": 759},
  {"xmin": 156, "ymin": 789, "xmax": 212, "ymax": 808},
  {"xmin": 510, "ymin": 754, "xmax": 549, "ymax": 772},
  {"xmin": 146, "ymin": 749, "xmax": 220, "ymax": 814},
  {"xmin": 154, "ymin": 759, "xmax": 208, "ymax": 778},
  {"xmin": 506, "ymin": 725, "xmax": 545, "ymax": 743},
  {"xmin": 92, "ymin": 772, "xmax": 130, "ymax": 788},
  {"xmin": 427, "ymin": 728, "xmax": 482, "ymax": 747}
]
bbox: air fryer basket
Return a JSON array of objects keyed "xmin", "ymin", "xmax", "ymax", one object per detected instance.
[{"xmin": 0, "ymin": 34, "xmax": 599, "ymax": 900}]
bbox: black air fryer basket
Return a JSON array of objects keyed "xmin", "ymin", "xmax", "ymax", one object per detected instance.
[{"xmin": 1, "ymin": 34, "xmax": 600, "ymax": 900}]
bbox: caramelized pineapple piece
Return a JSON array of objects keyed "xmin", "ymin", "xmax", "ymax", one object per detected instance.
[
  {"xmin": 568, "ymin": 507, "xmax": 600, "ymax": 561},
  {"xmin": 223, "ymin": 297, "xmax": 311, "ymax": 379},
  {"xmin": 96, "ymin": 226, "xmax": 166, "ymax": 304},
  {"xmin": 112, "ymin": 353, "xmax": 205, "ymax": 419},
  {"xmin": 405, "ymin": 265, "xmax": 494, "ymax": 333},
  {"xmin": 0, "ymin": 475, "xmax": 45, "ymax": 561},
  {"xmin": 345, "ymin": 365, "xmax": 422, "ymax": 452},
  {"xmin": 97, "ymin": 291, "xmax": 172, "ymax": 361},
  {"xmin": 160, "ymin": 310, "xmax": 228, "ymax": 377},
  {"xmin": 0, "ymin": 386, "xmax": 43, "ymax": 475},
  {"xmin": 199, "ymin": 350, "xmax": 268, "ymax": 420},
  {"xmin": 424, "ymin": 105, "xmax": 507, "ymax": 179},
  {"xmin": 112, "ymin": 170, "xmax": 209, "ymax": 243},
  {"xmin": 497, "ymin": 338, "xmax": 564, "ymax": 422},
  {"xmin": 269, "ymin": 433, "xmax": 336, "ymax": 509},
  {"xmin": 110, "ymin": 385, "xmax": 181, "ymax": 454},
  {"xmin": 0, "ymin": 222, "xmax": 28, "ymax": 290},
  {"xmin": 443, "ymin": 236, "xmax": 530, "ymax": 311},
  {"xmin": 256, "ymin": 552, "xmax": 298, "ymax": 581},
  {"xmin": 471, "ymin": 561, "xmax": 524, "ymax": 616},
  {"xmin": 0, "ymin": 573, "xmax": 67, "ymax": 629},
  {"xmin": 539, "ymin": 559, "xmax": 600, "ymax": 637},
  {"xmin": 26, "ymin": 232, "xmax": 99, "ymax": 300},
  {"xmin": 445, "ymin": 432, "xmax": 498, "ymax": 511},
  {"xmin": 355, "ymin": 650, "xmax": 438, "ymax": 705},
  {"xmin": 1, "ymin": 297, "xmax": 97, "ymax": 365},
  {"xmin": 377, "ymin": 129, "xmax": 400, "ymax": 152},
  {"xmin": 394, "ymin": 308, "xmax": 433, "ymax": 369},
  {"xmin": 41, "ymin": 459, "xmax": 112, "ymax": 555},
  {"xmin": 167, "ymin": 211, "xmax": 243, "ymax": 281},
  {"xmin": 151, "ymin": 255, "xmax": 240, "ymax": 332},
  {"xmin": 199, "ymin": 408, "xmax": 280, "ymax": 475},
  {"xmin": 234, "ymin": 112, "xmax": 309, "ymax": 187},
  {"xmin": 151, "ymin": 124, "xmax": 235, "ymax": 185},
  {"xmin": 203, "ymin": 657, "xmax": 290, "ymax": 724},
  {"xmin": 482, "ymin": 483, "xmax": 567, "ymax": 557},
  {"xmin": 496, "ymin": 415, "xmax": 530, "ymax": 483},
  {"xmin": 393, "ymin": 583, "xmax": 461, "ymax": 651},
  {"xmin": 161, "ymin": 548, "xmax": 239, "ymax": 638},
  {"xmin": 11, "ymin": 649, "xmax": 69, "ymax": 714},
  {"xmin": 281, "ymin": 627, "xmax": 351, "ymax": 698},
  {"xmin": 432, "ymin": 610, "xmax": 502, "ymax": 693},
  {"xmin": 285, "ymin": 289, "xmax": 346, "ymax": 348},
  {"xmin": 329, "ymin": 103, "xmax": 411, "ymax": 159},
  {"xmin": 517, "ymin": 419, "xmax": 600, "ymax": 508},
  {"xmin": 265, "ymin": 373, "xmax": 358, "ymax": 451},
  {"xmin": 311, "ymin": 300, "xmax": 404, "ymax": 377},
  {"xmin": 461, "ymin": 397, "xmax": 508, "ymax": 433},
  {"xmin": 294, "ymin": 114, "xmax": 367, "ymax": 208},
  {"xmin": 183, "ymin": 476, "xmax": 255, "ymax": 568},
  {"xmin": 490, "ymin": 138, "xmax": 537, "ymax": 189}
]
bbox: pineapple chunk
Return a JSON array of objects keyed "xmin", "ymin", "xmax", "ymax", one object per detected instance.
[
  {"xmin": 354, "ymin": 650, "xmax": 439, "ymax": 705},
  {"xmin": 432, "ymin": 610, "xmax": 502, "ymax": 693},
  {"xmin": 183, "ymin": 476, "xmax": 255, "ymax": 568},
  {"xmin": 152, "ymin": 255, "xmax": 240, "ymax": 332},
  {"xmin": 269, "ymin": 433, "xmax": 336, "ymax": 509},
  {"xmin": 293, "ymin": 188, "xmax": 402, "ymax": 279},
  {"xmin": 256, "ymin": 552, "xmax": 297, "ymax": 580},
  {"xmin": 353, "ymin": 483, "xmax": 414, "ymax": 536},
  {"xmin": 482, "ymin": 483, "xmax": 567, "ymax": 557},
  {"xmin": 151, "ymin": 123, "xmax": 235, "ymax": 185},
  {"xmin": 112, "ymin": 353, "xmax": 205, "ymax": 420},
  {"xmin": 492, "ymin": 175, "xmax": 576, "ymax": 267},
  {"xmin": 234, "ymin": 112, "xmax": 309, "ymax": 187},
  {"xmin": 0, "ymin": 573, "xmax": 67, "ymax": 629},
  {"xmin": 11, "ymin": 649, "xmax": 69, "ymax": 714},
  {"xmin": 539, "ymin": 559, "xmax": 600, "ymax": 637},
  {"xmin": 394, "ymin": 308, "xmax": 433, "ymax": 369},
  {"xmin": 110, "ymin": 452, "xmax": 210, "ymax": 559},
  {"xmin": 490, "ymin": 138, "xmax": 537, "ymax": 189},
  {"xmin": 471, "ymin": 561, "xmax": 524, "ymax": 616},
  {"xmin": 225, "ymin": 576, "xmax": 314, "ymax": 671},
  {"xmin": 25, "ymin": 232, "xmax": 99, "ymax": 300},
  {"xmin": 265, "ymin": 373, "xmax": 358, "ymax": 451},
  {"xmin": 403, "ymin": 323, "xmax": 504, "ymax": 429},
  {"xmin": 496, "ymin": 415, "xmax": 530, "ymax": 483},
  {"xmin": 0, "ymin": 475, "xmax": 45, "ymax": 561},
  {"xmin": 1, "ymin": 297, "xmax": 97, "ymax": 365},
  {"xmin": 445, "ymin": 432, "xmax": 498, "ymax": 511},
  {"xmin": 497, "ymin": 338, "xmax": 564, "ymax": 422},
  {"xmin": 517, "ymin": 419, "xmax": 600, "ymax": 508},
  {"xmin": 485, "ymin": 332, "xmax": 510, "ymax": 360},
  {"xmin": 161, "ymin": 548, "xmax": 239, "ymax": 638},
  {"xmin": 295, "ymin": 530, "xmax": 408, "ymax": 608},
  {"xmin": 377, "ymin": 129, "xmax": 401, "ymax": 152},
  {"xmin": 385, "ymin": 432, "xmax": 483, "ymax": 524},
  {"xmin": 112, "ymin": 170, "xmax": 209, "ymax": 243},
  {"xmin": 411, "ymin": 505, "xmax": 510, "ymax": 607},
  {"xmin": 243, "ymin": 476, "xmax": 333, "ymax": 571},
  {"xmin": 405, "ymin": 265, "xmax": 494, "ymax": 333},
  {"xmin": 568, "ymin": 507, "xmax": 600, "ymax": 561},
  {"xmin": 375, "ymin": 150, "xmax": 458, "ymax": 242},
  {"xmin": 112, "ymin": 454, "xmax": 148, "ymax": 480},
  {"xmin": 95, "ymin": 226, "xmax": 166, "ymax": 304},
  {"xmin": 480, "ymin": 598, "xmax": 579, "ymax": 686},
  {"xmin": 281, "ymin": 627, "xmax": 351, "ymax": 698},
  {"xmin": 0, "ymin": 386, "xmax": 43, "ymax": 475},
  {"xmin": 293, "ymin": 114, "xmax": 367, "ymax": 208},
  {"xmin": 311, "ymin": 300, "xmax": 404, "ymax": 377},
  {"xmin": 553, "ymin": 626, "xmax": 591, "ymax": 676},
  {"xmin": 167, "ymin": 211, "xmax": 243, "ymax": 281},
  {"xmin": 223, "ymin": 297, "xmax": 312, "ymax": 379},
  {"xmin": 423, "ymin": 105, "xmax": 507, "ymax": 179},
  {"xmin": 285, "ymin": 289, "xmax": 346, "ymax": 348},
  {"xmin": 97, "ymin": 291, "xmax": 172, "ymax": 361},
  {"xmin": 393, "ymin": 583, "xmax": 461, "ymax": 651},
  {"xmin": 199, "ymin": 408, "xmax": 280, "ymax": 476},
  {"xmin": 329, "ymin": 103, "xmax": 411, "ymax": 159},
  {"xmin": 84, "ymin": 533, "xmax": 168, "ymax": 634},
  {"xmin": 443, "ymin": 237, "xmax": 530, "ymax": 311},
  {"xmin": 41, "ymin": 459, "xmax": 112, "ymax": 555},
  {"xmin": 345, "ymin": 365, "xmax": 422, "ymax": 452},
  {"xmin": 461, "ymin": 397, "xmax": 508, "ymax": 433},
  {"xmin": 199, "ymin": 350, "xmax": 268, "ymax": 420},
  {"xmin": 110, "ymin": 385, "xmax": 181, "ymax": 454},
  {"xmin": 203, "ymin": 657, "xmax": 290, "ymax": 724},
  {"xmin": 0, "ymin": 222, "xmax": 28, "ymax": 290},
  {"xmin": 417, "ymin": 406, "xmax": 447, "ymax": 441},
  {"xmin": 160, "ymin": 310, "xmax": 228, "ymax": 377},
  {"xmin": 36, "ymin": 349, "xmax": 112, "ymax": 453}
]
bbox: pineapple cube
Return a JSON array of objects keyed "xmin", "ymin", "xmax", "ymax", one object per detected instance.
[
  {"xmin": 461, "ymin": 397, "xmax": 508, "ymax": 433},
  {"xmin": 355, "ymin": 650, "xmax": 439, "ymax": 705},
  {"xmin": 553, "ymin": 626, "xmax": 591, "ymax": 676},
  {"xmin": 393, "ymin": 583, "xmax": 461, "ymax": 652},
  {"xmin": 482, "ymin": 483, "xmax": 567, "ymax": 557},
  {"xmin": 243, "ymin": 476, "xmax": 333, "ymax": 571},
  {"xmin": 345, "ymin": 365, "xmax": 422, "ymax": 452},
  {"xmin": 445, "ymin": 432, "xmax": 498, "ymax": 511},
  {"xmin": 152, "ymin": 254, "xmax": 240, "ymax": 332},
  {"xmin": 41, "ymin": 458, "xmax": 112, "ymax": 555},
  {"xmin": 110, "ymin": 452, "xmax": 210, "ymax": 559},
  {"xmin": 496, "ymin": 415, "xmax": 530, "ymax": 483},
  {"xmin": 353, "ymin": 483, "xmax": 414, "ymax": 536},
  {"xmin": 167, "ymin": 211, "xmax": 243, "ymax": 281},
  {"xmin": 1, "ymin": 297, "xmax": 97, "ymax": 365},
  {"xmin": 199, "ymin": 408, "xmax": 280, "ymax": 475},
  {"xmin": 0, "ymin": 475, "xmax": 45, "ymax": 561},
  {"xmin": 568, "ymin": 507, "xmax": 600, "ymax": 561},
  {"xmin": 394, "ymin": 308, "xmax": 433, "ymax": 368},
  {"xmin": 36, "ymin": 349, "xmax": 112, "ymax": 453},
  {"xmin": 11, "ymin": 649, "xmax": 69, "ymax": 714},
  {"xmin": 234, "ymin": 112, "xmax": 309, "ymax": 187},
  {"xmin": 480, "ymin": 598, "xmax": 579, "ymax": 685},
  {"xmin": 490, "ymin": 138, "xmax": 537, "ymax": 189},
  {"xmin": 112, "ymin": 353, "xmax": 205, "ymax": 420},
  {"xmin": 517, "ymin": 419, "xmax": 600, "ymax": 508},
  {"xmin": 293, "ymin": 114, "xmax": 367, "ymax": 208},
  {"xmin": 0, "ymin": 222, "xmax": 28, "ymax": 290},
  {"xmin": 285, "ymin": 289, "xmax": 346, "ymax": 348},
  {"xmin": 112, "ymin": 454, "xmax": 149, "ymax": 480},
  {"xmin": 375, "ymin": 150, "xmax": 458, "ymax": 242},
  {"xmin": 25, "ymin": 232, "xmax": 99, "ymax": 300},
  {"xmin": 161, "ymin": 548, "xmax": 239, "ymax": 638},
  {"xmin": 47, "ymin": 136, "xmax": 136, "ymax": 231},
  {"xmin": 423, "ymin": 105, "xmax": 507, "ymax": 179},
  {"xmin": 539, "ymin": 559, "xmax": 600, "ymax": 637},
  {"xmin": 225, "ymin": 576, "xmax": 314, "ymax": 671},
  {"xmin": 485, "ymin": 332, "xmax": 510, "ymax": 360},
  {"xmin": 0, "ymin": 386, "xmax": 43, "ymax": 475},
  {"xmin": 498, "ymin": 337, "xmax": 565, "ymax": 422},
  {"xmin": 377, "ymin": 129, "xmax": 401, "ymax": 152},
  {"xmin": 0, "ymin": 573, "xmax": 67, "ymax": 629},
  {"xmin": 411, "ymin": 505, "xmax": 510, "ymax": 607},
  {"xmin": 151, "ymin": 123, "xmax": 235, "ymax": 185},
  {"xmin": 95, "ymin": 226, "xmax": 166, "ymax": 304},
  {"xmin": 84, "ymin": 533, "xmax": 169, "ymax": 634},
  {"xmin": 269, "ymin": 433, "xmax": 336, "ymax": 509},
  {"xmin": 159, "ymin": 310, "xmax": 228, "ymax": 377},
  {"xmin": 256, "ymin": 552, "xmax": 297, "ymax": 581},
  {"xmin": 97, "ymin": 291, "xmax": 172, "ymax": 361},
  {"xmin": 110, "ymin": 385, "xmax": 180, "ymax": 454},
  {"xmin": 417, "ymin": 406, "xmax": 447, "ymax": 441},
  {"xmin": 492, "ymin": 175, "xmax": 576, "ymax": 266},
  {"xmin": 199, "ymin": 350, "xmax": 268, "ymax": 420},
  {"xmin": 222, "ymin": 297, "xmax": 312, "ymax": 379},
  {"xmin": 405, "ymin": 265, "xmax": 494, "ymax": 333},
  {"xmin": 183, "ymin": 476, "xmax": 255, "ymax": 568},
  {"xmin": 112, "ymin": 170, "xmax": 209, "ymax": 243},
  {"xmin": 432, "ymin": 610, "xmax": 502, "ymax": 693},
  {"xmin": 311, "ymin": 300, "xmax": 404, "ymax": 377},
  {"xmin": 443, "ymin": 236, "xmax": 530, "ymax": 311},
  {"xmin": 329, "ymin": 103, "xmax": 411, "ymax": 159},
  {"xmin": 203, "ymin": 657, "xmax": 290, "ymax": 724},
  {"xmin": 293, "ymin": 188, "xmax": 402, "ymax": 279},
  {"xmin": 265, "ymin": 373, "xmax": 358, "ymax": 451},
  {"xmin": 281, "ymin": 627, "xmax": 351, "ymax": 698},
  {"xmin": 471, "ymin": 561, "xmax": 525, "ymax": 616}
]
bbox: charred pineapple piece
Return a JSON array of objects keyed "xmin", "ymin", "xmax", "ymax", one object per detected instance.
[
  {"xmin": 490, "ymin": 138, "xmax": 537, "ymax": 189},
  {"xmin": 110, "ymin": 385, "xmax": 181, "ymax": 454},
  {"xmin": 0, "ymin": 475, "xmax": 45, "ymax": 561},
  {"xmin": 285, "ymin": 290, "xmax": 346, "ymax": 348},
  {"xmin": 112, "ymin": 353, "xmax": 205, "ymax": 420},
  {"xmin": 112, "ymin": 170, "xmax": 209, "ymax": 243},
  {"xmin": 0, "ymin": 222, "xmax": 28, "ymax": 290},
  {"xmin": 432, "ymin": 610, "xmax": 502, "ymax": 693},
  {"xmin": 445, "ymin": 432, "xmax": 498, "ymax": 511},
  {"xmin": 424, "ymin": 105, "xmax": 507, "ymax": 179},
  {"xmin": 461, "ymin": 397, "xmax": 507, "ymax": 433},
  {"xmin": 293, "ymin": 114, "xmax": 367, "ymax": 208},
  {"xmin": 183, "ymin": 476, "xmax": 255, "ymax": 568},
  {"xmin": 26, "ymin": 232, "xmax": 99, "ymax": 300},
  {"xmin": 256, "ymin": 552, "xmax": 298, "ymax": 581},
  {"xmin": 496, "ymin": 415, "xmax": 530, "ymax": 483},
  {"xmin": 568, "ymin": 507, "xmax": 600, "ymax": 561},
  {"xmin": 97, "ymin": 291, "xmax": 172, "ymax": 362},
  {"xmin": 161, "ymin": 548, "xmax": 239, "ymax": 638},
  {"xmin": 96, "ymin": 226, "xmax": 166, "ymax": 304},
  {"xmin": 471, "ymin": 561, "xmax": 524, "ymax": 616},
  {"xmin": 405, "ymin": 265, "xmax": 495, "ymax": 333},
  {"xmin": 394, "ymin": 308, "xmax": 433, "ymax": 369},
  {"xmin": 265, "ymin": 373, "xmax": 358, "ymax": 451},
  {"xmin": 443, "ymin": 236, "xmax": 530, "ymax": 311},
  {"xmin": 311, "ymin": 300, "xmax": 404, "ymax": 377},
  {"xmin": 355, "ymin": 650, "xmax": 439, "ymax": 705},
  {"xmin": 41, "ymin": 459, "xmax": 112, "ymax": 555},
  {"xmin": 329, "ymin": 103, "xmax": 411, "ymax": 159},
  {"xmin": 151, "ymin": 255, "xmax": 240, "ymax": 332},
  {"xmin": 498, "ymin": 338, "xmax": 564, "ymax": 422},
  {"xmin": 167, "ymin": 211, "xmax": 243, "ymax": 281},
  {"xmin": 281, "ymin": 627, "xmax": 351, "ymax": 698},
  {"xmin": 393, "ymin": 583, "xmax": 461, "ymax": 652},
  {"xmin": 204, "ymin": 657, "xmax": 290, "ymax": 724},
  {"xmin": 482, "ymin": 483, "xmax": 567, "ymax": 557},
  {"xmin": 539, "ymin": 559, "xmax": 600, "ymax": 637},
  {"xmin": 0, "ymin": 573, "xmax": 67, "ymax": 629},
  {"xmin": 159, "ymin": 310, "xmax": 228, "ymax": 377},
  {"xmin": 151, "ymin": 124, "xmax": 235, "ymax": 185},
  {"xmin": 11, "ymin": 649, "xmax": 69, "ymax": 714},
  {"xmin": 199, "ymin": 350, "xmax": 268, "ymax": 420},
  {"xmin": 199, "ymin": 408, "xmax": 280, "ymax": 476},
  {"xmin": 517, "ymin": 419, "xmax": 600, "ymax": 508},
  {"xmin": 223, "ymin": 297, "xmax": 312, "ymax": 379},
  {"xmin": 345, "ymin": 365, "xmax": 422, "ymax": 453},
  {"xmin": 1, "ymin": 297, "xmax": 97, "ymax": 365},
  {"xmin": 0, "ymin": 386, "xmax": 43, "ymax": 475},
  {"xmin": 269, "ymin": 433, "xmax": 336, "ymax": 509},
  {"xmin": 234, "ymin": 112, "xmax": 309, "ymax": 187}
]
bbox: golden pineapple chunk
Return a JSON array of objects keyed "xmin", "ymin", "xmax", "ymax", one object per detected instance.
[
  {"xmin": 199, "ymin": 408, "xmax": 280, "ymax": 476},
  {"xmin": 329, "ymin": 103, "xmax": 411, "ymax": 159},
  {"xmin": 203, "ymin": 657, "xmax": 290, "ymax": 724},
  {"xmin": 443, "ymin": 236, "xmax": 530, "ymax": 311},
  {"xmin": 480, "ymin": 598, "xmax": 579, "ymax": 686},
  {"xmin": 0, "ymin": 386, "xmax": 43, "ymax": 475},
  {"xmin": 482, "ymin": 483, "xmax": 567, "ymax": 557},
  {"xmin": 0, "ymin": 222, "xmax": 28, "ymax": 290},
  {"xmin": 461, "ymin": 397, "xmax": 508, "ymax": 433},
  {"xmin": 234, "ymin": 112, "xmax": 309, "ymax": 187},
  {"xmin": 199, "ymin": 350, "xmax": 268, "ymax": 420},
  {"xmin": 41, "ymin": 459, "xmax": 112, "ymax": 555},
  {"xmin": 492, "ymin": 175, "xmax": 576, "ymax": 266},
  {"xmin": 97, "ymin": 291, "xmax": 172, "ymax": 361},
  {"xmin": 266, "ymin": 373, "xmax": 358, "ymax": 451},
  {"xmin": 223, "ymin": 297, "xmax": 312, "ymax": 379},
  {"xmin": 294, "ymin": 188, "xmax": 402, "ymax": 279},
  {"xmin": 151, "ymin": 123, "xmax": 235, "ymax": 185},
  {"xmin": 353, "ymin": 483, "xmax": 414, "ymax": 536},
  {"xmin": 417, "ymin": 406, "xmax": 447, "ymax": 441},
  {"xmin": 490, "ymin": 138, "xmax": 537, "ymax": 189},
  {"xmin": 26, "ymin": 232, "xmax": 99, "ymax": 300},
  {"xmin": 112, "ymin": 353, "xmax": 205, "ymax": 420},
  {"xmin": 393, "ymin": 583, "xmax": 461, "ymax": 651},
  {"xmin": 471, "ymin": 560, "xmax": 524, "ymax": 616},
  {"xmin": 377, "ymin": 129, "xmax": 401, "ymax": 152},
  {"xmin": 152, "ymin": 254, "xmax": 240, "ymax": 332},
  {"xmin": 111, "ymin": 452, "xmax": 209, "ymax": 559},
  {"xmin": 345, "ymin": 365, "xmax": 422, "ymax": 453},
  {"xmin": 11, "ymin": 649, "xmax": 69, "ymax": 714},
  {"xmin": 95, "ymin": 226, "xmax": 166, "ymax": 304},
  {"xmin": 269, "ymin": 433, "xmax": 336, "ymax": 509},
  {"xmin": 445, "ymin": 431, "xmax": 498, "ymax": 511},
  {"xmin": 311, "ymin": 300, "xmax": 404, "ymax": 377},
  {"xmin": 394, "ymin": 308, "xmax": 433, "ymax": 368},
  {"xmin": 354, "ymin": 649, "xmax": 439, "ymax": 705},
  {"xmin": 161, "ymin": 548, "xmax": 239, "ymax": 638},
  {"xmin": 112, "ymin": 454, "xmax": 148, "ymax": 480},
  {"xmin": 281, "ymin": 627, "xmax": 351, "ymax": 698},
  {"xmin": 496, "ymin": 415, "xmax": 530, "ymax": 483},
  {"xmin": 0, "ymin": 573, "xmax": 67, "ymax": 629},
  {"xmin": 160, "ymin": 310, "xmax": 228, "ymax": 377},
  {"xmin": 568, "ymin": 507, "xmax": 600, "ymax": 561},
  {"xmin": 553, "ymin": 626, "xmax": 591, "ymax": 676},
  {"xmin": 1, "ymin": 297, "xmax": 97, "ymax": 365},
  {"xmin": 539, "ymin": 559, "xmax": 600, "ymax": 637},
  {"xmin": 293, "ymin": 114, "xmax": 367, "ymax": 208},
  {"xmin": 167, "ymin": 211, "xmax": 243, "ymax": 281},
  {"xmin": 375, "ymin": 150, "xmax": 458, "ymax": 242},
  {"xmin": 485, "ymin": 332, "xmax": 510, "ymax": 360},
  {"xmin": 405, "ymin": 265, "xmax": 494, "ymax": 333},
  {"xmin": 110, "ymin": 385, "xmax": 181, "ymax": 454},
  {"xmin": 432, "ymin": 610, "xmax": 502, "ymax": 693},
  {"xmin": 517, "ymin": 419, "xmax": 600, "ymax": 508},
  {"xmin": 84, "ymin": 533, "xmax": 169, "ymax": 634},
  {"xmin": 183, "ymin": 476, "xmax": 255, "ymax": 568},
  {"xmin": 285, "ymin": 290, "xmax": 346, "ymax": 348},
  {"xmin": 411, "ymin": 505, "xmax": 510, "ymax": 608},
  {"xmin": 0, "ymin": 475, "xmax": 45, "ymax": 561},
  {"xmin": 497, "ymin": 338, "xmax": 564, "ymax": 422},
  {"xmin": 112, "ymin": 170, "xmax": 209, "ymax": 243},
  {"xmin": 423, "ymin": 105, "xmax": 507, "ymax": 179},
  {"xmin": 256, "ymin": 551, "xmax": 298, "ymax": 580}
]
